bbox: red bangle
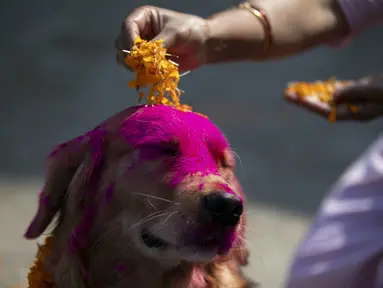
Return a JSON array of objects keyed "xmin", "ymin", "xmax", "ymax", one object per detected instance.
[{"xmin": 238, "ymin": 2, "xmax": 273, "ymax": 54}]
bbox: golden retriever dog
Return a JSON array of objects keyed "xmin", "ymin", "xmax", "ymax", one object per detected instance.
[{"xmin": 24, "ymin": 105, "xmax": 256, "ymax": 287}]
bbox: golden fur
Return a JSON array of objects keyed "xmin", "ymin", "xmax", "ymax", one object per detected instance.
[{"xmin": 25, "ymin": 107, "xmax": 257, "ymax": 287}]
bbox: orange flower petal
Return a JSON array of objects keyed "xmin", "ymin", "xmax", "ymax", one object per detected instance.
[
  {"xmin": 286, "ymin": 78, "xmax": 354, "ymax": 123},
  {"xmin": 123, "ymin": 36, "xmax": 207, "ymax": 118}
]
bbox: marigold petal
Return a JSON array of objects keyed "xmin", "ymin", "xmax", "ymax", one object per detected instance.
[
  {"xmin": 286, "ymin": 78, "xmax": 353, "ymax": 123},
  {"xmin": 123, "ymin": 36, "xmax": 206, "ymax": 117},
  {"xmin": 128, "ymin": 80, "xmax": 137, "ymax": 88}
]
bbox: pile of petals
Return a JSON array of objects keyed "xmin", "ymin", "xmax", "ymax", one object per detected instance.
[
  {"xmin": 124, "ymin": 36, "xmax": 203, "ymax": 115},
  {"xmin": 286, "ymin": 78, "xmax": 357, "ymax": 122}
]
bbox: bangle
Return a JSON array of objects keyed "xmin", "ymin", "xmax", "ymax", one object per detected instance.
[{"xmin": 238, "ymin": 2, "xmax": 273, "ymax": 54}]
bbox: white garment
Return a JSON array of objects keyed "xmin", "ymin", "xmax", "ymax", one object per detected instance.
[{"xmin": 286, "ymin": 135, "xmax": 383, "ymax": 288}]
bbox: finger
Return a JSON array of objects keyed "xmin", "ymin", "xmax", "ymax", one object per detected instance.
[
  {"xmin": 115, "ymin": 33, "xmax": 133, "ymax": 71},
  {"xmin": 152, "ymin": 27, "xmax": 179, "ymax": 49},
  {"xmin": 335, "ymin": 105, "xmax": 383, "ymax": 122},
  {"xmin": 121, "ymin": 6, "xmax": 157, "ymax": 49},
  {"xmin": 333, "ymin": 84, "xmax": 365, "ymax": 104},
  {"xmin": 115, "ymin": 33, "xmax": 134, "ymax": 71},
  {"xmin": 115, "ymin": 52, "xmax": 133, "ymax": 72},
  {"xmin": 333, "ymin": 84, "xmax": 383, "ymax": 104},
  {"xmin": 115, "ymin": 34, "xmax": 124, "ymax": 51}
]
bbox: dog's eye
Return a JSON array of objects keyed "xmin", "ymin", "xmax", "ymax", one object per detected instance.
[
  {"xmin": 216, "ymin": 150, "xmax": 235, "ymax": 169},
  {"xmin": 160, "ymin": 144, "xmax": 179, "ymax": 157},
  {"xmin": 138, "ymin": 141, "xmax": 179, "ymax": 158}
]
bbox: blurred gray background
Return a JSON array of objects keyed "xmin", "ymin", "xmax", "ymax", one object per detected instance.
[{"xmin": 0, "ymin": 0, "xmax": 382, "ymax": 287}]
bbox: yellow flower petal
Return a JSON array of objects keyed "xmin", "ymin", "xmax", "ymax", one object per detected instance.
[
  {"xmin": 287, "ymin": 78, "xmax": 353, "ymax": 123},
  {"xmin": 128, "ymin": 80, "xmax": 137, "ymax": 88},
  {"xmin": 123, "ymin": 36, "xmax": 207, "ymax": 118}
]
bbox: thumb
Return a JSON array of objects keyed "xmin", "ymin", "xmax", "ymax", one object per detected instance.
[
  {"xmin": 335, "ymin": 104, "xmax": 383, "ymax": 122},
  {"xmin": 333, "ymin": 84, "xmax": 366, "ymax": 104},
  {"xmin": 333, "ymin": 84, "xmax": 383, "ymax": 104}
]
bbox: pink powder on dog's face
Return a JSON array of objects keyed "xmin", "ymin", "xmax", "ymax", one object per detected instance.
[
  {"xmin": 121, "ymin": 105, "xmax": 230, "ymax": 186},
  {"xmin": 49, "ymin": 105, "xmax": 234, "ymax": 257}
]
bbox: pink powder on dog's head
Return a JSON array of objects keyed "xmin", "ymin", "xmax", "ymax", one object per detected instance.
[
  {"xmin": 120, "ymin": 105, "xmax": 230, "ymax": 186},
  {"xmin": 50, "ymin": 105, "xmax": 231, "ymax": 255},
  {"xmin": 68, "ymin": 129, "xmax": 106, "ymax": 253}
]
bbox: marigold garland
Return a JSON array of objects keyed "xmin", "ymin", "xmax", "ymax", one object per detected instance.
[
  {"xmin": 27, "ymin": 236, "xmax": 55, "ymax": 288},
  {"xmin": 286, "ymin": 78, "xmax": 358, "ymax": 122},
  {"xmin": 124, "ymin": 36, "xmax": 206, "ymax": 117}
]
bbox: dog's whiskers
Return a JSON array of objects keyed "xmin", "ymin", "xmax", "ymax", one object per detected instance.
[
  {"xmin": 90, "ymin": 210, "xmax": 168, "ymax": 252},
  {"xmin": 236, "ymin": 241, "xmax": 246, "ymax": 265},
  {"xmin": 236, "ymin": 235, "xmax": 253, "ymax": 265},
  {"xmin": 90, "ymin": 224, "xmax": 124, "ymax": 252},
  {"xmin": 131, "ymin": 212, "xmax": 171, "ymax": 230},
  {"xmin": 242, "ymin": 209, "xmax": 257, "ymax": 216},
  {"xmin": 239, "ymin": 226, "xmax": 265, "ymax": 266},
  {"xmin": 242, "ymin": 224, "xmax": 258, "ymax": 236},
  {"xmin": 231, "ymin": 150, "xmax": 246, "ymax": 178},
  {"xmin": 160, "ymin": 211, "xmax": 178, "ymax": 225},
  {"xmin": 121, "ymin": 213, "xmax": 173, "ymax": 252},
  {"xmin": 147, "ymin": 198, "xmax": 157, "ymax": 210},
  {"xmin": 130, "ymin": 192, "xmax": 180, "ymax": 205},
  {"xmin": 237, "ymin": 235, "xmax": 255, "ymax": 252}
]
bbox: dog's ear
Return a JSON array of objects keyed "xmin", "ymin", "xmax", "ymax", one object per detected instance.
[
  {"xmin": 24, "ymin": 136, "xmax": 88, "ymax": 239},
  {"xmin": 24, "ymin": 107, "xmax": 139, "ymax": 240}
]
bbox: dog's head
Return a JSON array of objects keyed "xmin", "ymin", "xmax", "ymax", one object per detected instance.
[{"xmin": 25, "ymin": 105, "xmax": 246, "ymax": 268}]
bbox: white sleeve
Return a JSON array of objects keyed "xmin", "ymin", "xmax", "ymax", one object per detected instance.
[{"xmin": 286, "ymin": 135, "xmax": 383, "ymax": 288}]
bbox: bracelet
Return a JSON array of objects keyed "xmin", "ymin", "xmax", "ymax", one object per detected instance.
[{"xmin": 238, "ymin": 2, "xmax": 273, "ymax": 54}]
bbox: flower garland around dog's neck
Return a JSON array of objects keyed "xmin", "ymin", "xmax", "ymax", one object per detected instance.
[{"xmin": 27, "ymin": 236, "xmax": 55, "ymax": 287}]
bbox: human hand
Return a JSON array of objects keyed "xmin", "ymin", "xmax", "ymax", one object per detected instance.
[
  {"xmin": 333, "ymin": 75, "xmax": 383, "ymax": 122},
  {"xmin": 115, "ymin": 5, "xmax": 210, "ymax": 72}
]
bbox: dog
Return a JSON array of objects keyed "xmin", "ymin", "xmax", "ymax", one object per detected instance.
[{"xmin": 24, "ymin": 105, "xmax": 255, "ymax": 287}]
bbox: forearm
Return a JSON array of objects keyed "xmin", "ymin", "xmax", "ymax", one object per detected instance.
[{"xmin": 204, "ymin": 0, "xmax": 350, "ymax": 63}]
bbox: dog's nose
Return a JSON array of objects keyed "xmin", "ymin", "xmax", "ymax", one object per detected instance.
[{"xmin": 203, "ymin": 192, "xmax": 243, "ymax": 227}]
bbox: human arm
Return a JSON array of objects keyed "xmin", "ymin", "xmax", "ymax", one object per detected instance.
[
  {"xmin": 116, "ymin": 0, "xmax": 383, "ymax": 70},
  {"xmin": 204, "ymin": 0, "xmax": 350, "ymax": 63}
]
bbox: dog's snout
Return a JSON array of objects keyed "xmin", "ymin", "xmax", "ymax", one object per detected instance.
[{"xmin": 203, "ymin": 191, "xmax": 243, "ymax": 226}]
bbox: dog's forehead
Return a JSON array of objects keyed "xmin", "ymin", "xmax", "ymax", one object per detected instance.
[{"xmin": 121, "ymin": 105, "xmax": 229, "ymax": 149}]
